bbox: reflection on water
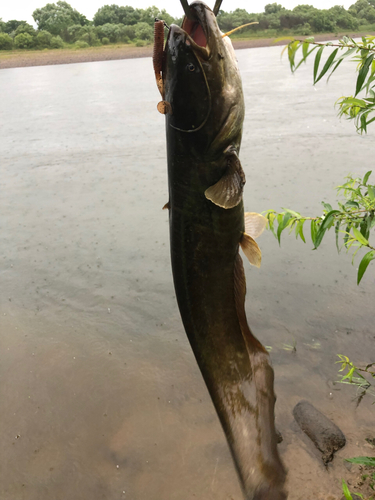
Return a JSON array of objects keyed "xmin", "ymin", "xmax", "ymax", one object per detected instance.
[{"xmin": 1, "ymin": 48, "xmax": 374, "ymax": 500}]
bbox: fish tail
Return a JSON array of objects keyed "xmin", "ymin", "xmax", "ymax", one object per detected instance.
[{"xmin": 234, "ymin": 252, "xmax": 287, "ymax": 498}]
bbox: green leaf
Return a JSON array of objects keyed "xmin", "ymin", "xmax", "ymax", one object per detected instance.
[
  {"xmin": 315, "ymin": 48, "xmax": 338, "ymax": 84},
  {"xmin": 363, "ymin": 171, "xmax": 372, "ymax": 186},
  {"xmin": 313, "ymin": 46, "xmax": 324, "ymax": 84},
  {"xmin": 335, "ymin": 221, "xmax": 340, "ymax": 252},
  {"xmin": 277, "ymin": 212, "xmax": 291, "ymax": 244},
  {"xmin": 368, "ymin": 186, "xmax": 375, "ymax": 200},
  {"xmin": 345, "ymin": 456, "xmax": 375, "ymax": 467},
  {"xmin": 298, "ymin": 221, "xmax": 306, "ymax": 243},
  {"xmin": 282, "ymin": 208, "xmax": 301, "ymax": 217},
  {"xmin": 357, "ymin": 250, "xmax": 375, "ymax": 284},
  {"xmin": 356, "ymin": 54, "xmax": 374, "ymax": 96},
  {"xmin": 360, "ymin": 215, "xmax": 370, "ymax": 240},
  {"xmin": 352, "ymin": 226, "xmax": 369, "ymax": 246},
  {"xmin": 322, "ymin": 201, "xmax": 333, "ymax": 212},
  {"xmin": 342, "ymin": 479, "xmax": 353, "ymax": 500},
  {"xmin": 311, "ymin": 219, "xmax": 318, "ymax": 246},
  {"xmin": 314, "ymin": 210, "xmax": 340, "ymax": 248},
  {"xmin": 345, "ymin": 200, "xmax": 360, "ymax": 209},
  {"xmin": 302, "ymin": 41, "xmax": 309, "ymax": 60}
]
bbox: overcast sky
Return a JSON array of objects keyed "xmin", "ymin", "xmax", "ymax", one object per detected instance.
[{"xmin": 1, "ymin": 0, "xmax": 356, "ymax": 24}]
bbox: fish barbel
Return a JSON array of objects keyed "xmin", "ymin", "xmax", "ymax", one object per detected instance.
[{"xmin": 153, "ymin": 2, "xmax": 287, "ymax": 498}]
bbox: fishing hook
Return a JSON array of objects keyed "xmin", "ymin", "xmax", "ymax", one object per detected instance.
[{"xmin": 154, "ymin": 17, "xmax": 170, "ymax": 30}]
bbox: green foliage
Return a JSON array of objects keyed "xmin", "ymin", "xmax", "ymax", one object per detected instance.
[
  {"xmin": 337, "ymin": 355, "xmax": 375, "ymax": 403},
  {"xmin": 92, "ymin": 4, "xmax": 174, "ymax": 28},
  {"xmin": 50, "ymin": 35, "xmax": 64, "ymax": 49},
  {"xmin": 121, "ymin": 25, "xmax": 136, "ymax": 41},
  {"xmin": 215, "ymin": 2, "xmax": 362, "ymax": 35},
  {"xmin": 134, "ymin": 22, "xmax": 153, "ymax": 41},
  {"xmin": 95, "ymin": 23, "xmax": 121, "ymax": 43},
  {"xmin": 346, "ymin": 456, "xmax": 375, "ymax": 466},
  {"xmin": 1, "ymin": 20, "xmax": 26, "ymax": 34},
  {"xmin": 71, "ymin": 25, "xmax": 99, "ymax": 45},
  {"xmin": 35, "ymin": 30, "xmax": 52, "ymax": 48},
  {"xmin": 0, "ymin": 32, "xmax": 13, "ymax": 50},
  {"xmin": 74, "ymin": 40, "xmax": 89, "ymax": 49},
  {"xmin": 14, "ymin": 23, "xmax": 36, "ymax": 37},
  {"xmin": 93, "ymin": 5, "xmax": 140, "ymax": 26},
  {"xmin": 283, "ymin": 35, "xmax": 375, "ymax": 133},
  {"xmin": 101, "ymin": 36, "xmax": 109, "ymax": 45},
  {"xmin": 14, "ymin": 33, "xmax": 34, "ymax": 49},
  {"xmin": 342, "ymin": 479, "xmax": 354, "ymax": 500},
  {"xmin": 33, "ymin": 1, "xmax": 88, "ymax": 40},
  {"xmin": 217, "ymin": 9, "xmax": 256, "ymax": 33},
  {"xmin": 265, "ymin": 3, "xmax": 284, "ymax": 15},
  {"xmin": 135, "ymin": 39, "xmax": 147, "ymax": 47},
  {"xmin": 265, "ymin": 172, "xmax": 375, "ymax": 284}
]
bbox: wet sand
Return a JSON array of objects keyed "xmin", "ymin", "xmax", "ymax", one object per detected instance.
[
  {"xmin": 1, "ymin": 32, "xmax": 374, "ymax": 70},
  {"xmin": 1, "ymin": 47, "xmax": 374, "ymax": 500}
]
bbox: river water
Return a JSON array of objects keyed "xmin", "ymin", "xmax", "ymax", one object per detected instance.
[{"xmin": 1, "ymin": 46, "xmax": 374, "ymax": 500}]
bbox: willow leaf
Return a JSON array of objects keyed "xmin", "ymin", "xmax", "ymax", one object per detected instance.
[
  {"xmin": 355, "ymin": 54, "xmax": 374, "ymax": 96},
  {"xmin": 313, "ymin": 46, "xmax": 324, "ymax": 84},
  {"xmin": 357, "ymin": 250, "xmax": 375, "ymax": 284},
  {"xmin": 315, "ymin": 48, "xmax": 338, "ymax": 84}
]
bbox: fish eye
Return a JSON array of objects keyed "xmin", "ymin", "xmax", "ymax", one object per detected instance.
[{"xmin": 187, "ymin": 63, "xmax": 195, "ymax": 72}]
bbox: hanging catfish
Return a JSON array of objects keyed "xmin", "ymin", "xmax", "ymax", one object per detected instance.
[{"xmin": 153, "ymin": 2, "xmax": 286, "ymax": 499}]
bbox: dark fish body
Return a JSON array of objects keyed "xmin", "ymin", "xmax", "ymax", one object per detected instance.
[{"xmin": 159, "ymin": 3, "xmax": 287, "ymax": 498}]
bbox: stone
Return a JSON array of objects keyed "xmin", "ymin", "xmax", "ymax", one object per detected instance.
[{"xmin": 293, "ymin": 400, "xmax": 346, "ymax": 464}]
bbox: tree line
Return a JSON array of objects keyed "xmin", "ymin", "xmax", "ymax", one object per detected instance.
[
  {"xmin": 0, "ymin": 1, "xmax": 178, "ymax": 50},
  {"xmin": 1, "ymin": 0, "xmax": 375, "ymax": 51},
  {"xmin": 218, "ymin": 0, "xmax": 375, "ymax": 36}
]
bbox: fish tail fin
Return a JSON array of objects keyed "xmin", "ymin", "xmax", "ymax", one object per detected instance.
[{"xmin": 233, "ymin": 253, "xmax": 287, "ymax": 498}]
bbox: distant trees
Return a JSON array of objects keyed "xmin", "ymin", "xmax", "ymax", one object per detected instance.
[
  {"xmin": 32, "ymin": 1, "xmax": 88, "ymax": 40},
  {"xmin": 217, "ymin": 0, "xmax": 372, "ymax": 35},
  {"xmin": 1, "ymin": 0, "xmax": 375, "ymax": 52},
  {"xmin": 0, "ymin": 32, "xmax": 13, "ymax": 50}
]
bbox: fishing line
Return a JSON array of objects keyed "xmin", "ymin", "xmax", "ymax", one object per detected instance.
[{"xmin": 169, "ymin": 55, "xmax": 212, "ymax": 134}]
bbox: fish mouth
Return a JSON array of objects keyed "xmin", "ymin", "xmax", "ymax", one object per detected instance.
[{"xmin": 179, "ymin": 2, "xmax": 214, "ymax": 60}]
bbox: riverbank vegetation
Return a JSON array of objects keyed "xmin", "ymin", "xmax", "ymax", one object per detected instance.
[{"xmin": 2, "ymin": 1, "xmax": 375, "ymax": 52}]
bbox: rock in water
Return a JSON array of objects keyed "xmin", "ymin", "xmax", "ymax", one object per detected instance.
[{"xmin": 293, "ymin": 400, "xmax": 346, "ymax": 464}]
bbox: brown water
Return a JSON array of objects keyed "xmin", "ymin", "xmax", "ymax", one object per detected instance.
[{"xmin": 1, "ymin": 47, "xmax": 374, "ymax": 500}]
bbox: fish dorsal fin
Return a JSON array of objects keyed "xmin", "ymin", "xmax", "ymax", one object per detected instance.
[
  {"xmin": 244, "ymin": 212, "xmax": 267, "ymax": 239},
  {"xmin": 204, "ymin": 151, "xmax": 245, "ymax": 209},
  {"xmin": 240, "ymin": 232, "xmax": 262, "ymax": 268}
]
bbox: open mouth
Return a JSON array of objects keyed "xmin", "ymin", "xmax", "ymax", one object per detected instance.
[{"xmin": 181, "ymin": 17, "xmax": 207, "ymax": 48}]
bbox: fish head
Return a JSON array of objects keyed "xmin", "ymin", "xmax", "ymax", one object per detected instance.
[{"xmin": 163, "ymin": 1, "xmax": 244, "ymax": 157}]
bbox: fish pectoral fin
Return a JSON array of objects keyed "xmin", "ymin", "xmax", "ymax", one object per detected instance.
[
  {"xmin": 204, "ymin": 151, "xmax": 245, "ymax": 209},
  {"xmin": 162, "ymin": 201, "xmax": 170, "ymax": 210},
  {"xmin": 244, "ymin": 212, "xmax": 267, "ymax": 239},
  {"xmin": 240, "ymin": 232, "xmax": 262, "ymax": 268}
]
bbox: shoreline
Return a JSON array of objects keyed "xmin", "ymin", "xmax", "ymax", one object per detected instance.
[{"xmin": 0, "ymin": 32, "xmax": 373, "ymax": 70}]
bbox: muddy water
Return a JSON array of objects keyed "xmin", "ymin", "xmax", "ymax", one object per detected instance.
[{"xmin": 1, "ymin": 46, "xmax": 374, "ymax": 500}]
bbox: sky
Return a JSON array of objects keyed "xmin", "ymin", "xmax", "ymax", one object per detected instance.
[{"xmin": 1, "ymin": 0, "xmax": 356, "ymax": 24}]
